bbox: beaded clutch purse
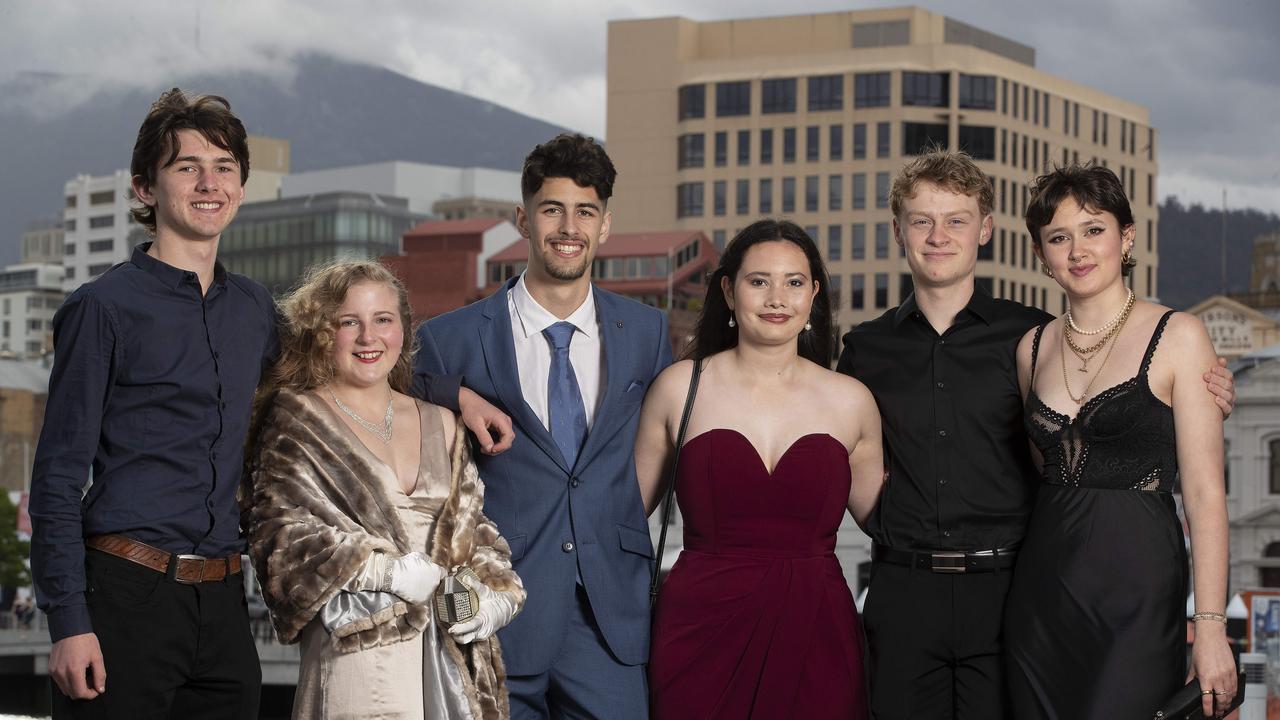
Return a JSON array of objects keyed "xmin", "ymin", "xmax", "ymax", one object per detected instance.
[{"xmin": 434, "ymin": 566, "xmax": 481, "ymax": 626}]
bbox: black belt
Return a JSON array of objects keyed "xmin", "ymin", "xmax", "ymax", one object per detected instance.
[{"xmin": 873, "ymin": 545, "xmax": 1018, "ymax": 574}]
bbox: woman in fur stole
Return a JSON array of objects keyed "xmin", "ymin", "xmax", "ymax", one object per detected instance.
[{"xmin": 243, "ymin": 261, "xmax": 525, "ymax": 719}]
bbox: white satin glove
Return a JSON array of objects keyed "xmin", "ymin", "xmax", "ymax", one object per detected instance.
[
  {"xmin": 447, "ymin": 573, "xmax": 519, "ymax": 645},
  {"xmin": 347, "ymin": 551, "xmax": 445, "ymax": 604}
]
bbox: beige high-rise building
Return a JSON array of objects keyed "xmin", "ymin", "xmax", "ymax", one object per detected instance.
[{"xmin": 607, "ymin": 7, "xmax": 1160, "ymax": 338}]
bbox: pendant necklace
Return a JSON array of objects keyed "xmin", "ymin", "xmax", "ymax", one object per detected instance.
[{"xmin": 329, "ymin": 386, "xmax": 394, "ymax": 443}]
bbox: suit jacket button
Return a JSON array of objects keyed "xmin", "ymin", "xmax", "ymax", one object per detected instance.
[
  {"xmin": 570, "ymin": 477, "xmax": 580, "ymax": 488},
  {"xmin": 562, "ymin": 541, "xmax": 575, "ymax": 553}
]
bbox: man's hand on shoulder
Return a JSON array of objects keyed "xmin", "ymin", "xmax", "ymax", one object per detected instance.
[
  {"xmin": 459, "ymin": 387, "xmax": 514, "ymax": 454},
  {"xmin": 50, "ymin": 632, "xmax": 105, "ymax": 700}
]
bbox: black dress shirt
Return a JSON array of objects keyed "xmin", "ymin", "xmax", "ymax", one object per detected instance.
[
  {"xmin": 29, "ymin": 244, "xmax": 278, "ymax": 642},
  {"xmin": 837, "ymin": 288, "xmax": 1051, "ymax": 552}
]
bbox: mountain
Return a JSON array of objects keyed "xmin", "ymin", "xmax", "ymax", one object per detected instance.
[
  {"xmin": 0, "ymin": 55, "xmax": 571, "ymax": 265},
  {"xmin": 1156, "ymin": 197, "xmax": 1280, "ymax": 310}
]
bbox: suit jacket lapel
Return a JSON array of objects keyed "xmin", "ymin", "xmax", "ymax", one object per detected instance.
[
  {"xmin": 478, "ymin": 280, "xmax": 569, "ymax": 473},
  {"xmin": 575, "ymin": 289, "xmax": 630, "ymax": 472}
]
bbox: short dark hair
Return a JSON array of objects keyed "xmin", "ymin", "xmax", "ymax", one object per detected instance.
[
  {"xmin": 1026, "ymin": 164, "xmax": 1136, "ymax": 275},
  {"xmin": 686, "ymin": 219, "xmax": 833, "ymax": 366},
  {"xmin": 130, "ymin": 88, "xmax": 250, "ymax": 233},
  {"xmin": 521, "ymin": 133, "xmax": 616, "ymax": 203}
]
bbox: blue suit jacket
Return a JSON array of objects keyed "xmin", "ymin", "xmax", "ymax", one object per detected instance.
[{"xmin": 413, "ymin": 278, "xmax": 673, "ymax": 674}]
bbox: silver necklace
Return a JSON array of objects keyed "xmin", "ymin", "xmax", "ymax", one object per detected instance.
[{"xmin": 328, "ymin": 386, "xmax": 393, "ymax": 443}]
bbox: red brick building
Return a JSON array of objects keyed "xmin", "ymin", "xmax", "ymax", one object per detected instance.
[{"xmin": 381, "ymin": 219, "xmax": 520, "ymax": 321}]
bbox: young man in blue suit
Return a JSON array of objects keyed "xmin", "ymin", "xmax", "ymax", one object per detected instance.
[{"xmin": 414, "ymin": 134, "xmax": 672, "ymax": 719}]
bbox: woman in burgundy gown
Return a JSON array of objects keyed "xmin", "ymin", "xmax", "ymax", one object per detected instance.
[{"xmin": 635, "ymin": 220, "xmax": 884, "ymax": 719}]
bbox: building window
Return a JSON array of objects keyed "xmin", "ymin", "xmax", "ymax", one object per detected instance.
[
  {"xmin": 977, "ymin": 235, "xmax": 994, "ymax": 261},
  {"xmin": 89, "ymin": 190, "xmax": 114, "ymax": 205},
  {"xmin": 714, "ymin": 132, "xmax": 728, "ymax": 167},
  {"xmin": 808, "ymin": 74, "xmax": 843, "ymax": 111},
  {"xmin": 958, "ymin": 74, "xmax": 996, "ymax": 110},
  {"xmin": 679, "ymin": 84, "xmax": 706, "ymax": 119},
  {"xmin": 1262, "ymin": 542, "xmax": 1280, "ymax": 588},
  {"xmin": 88, "ymin": 263, "xmax": 113, "ymax": 277},
  {"xmin": 64, "ymin": 242, "xmax": 76, "ymax": 255},
  {"xmin": 89, "ymin": 215, "xmax": 114, "ymax": 229},
  {"xmin": 88, "ymin": 239, "xmax": 114, "ymax": 253},
  {"xmin": 736, "ymin": 179, "xmax": 750, "ymax": 216},
  {"xmin": 677, "ymin": 134, "xmax": 705, "ymax": 169},
  {"xmin": 713, "ymin": 230, "xmax": 727, "ymax": 251},
  {"xmin": 828, "ymin": 175, "xmax": 843, "ymax": 211},
  {"xmin": 852, "ymin": 224, "xmax": 866, "ymax": 260},
  {"xmin": 903, "ymin": 122, "xmax": 948, "ymax": 156},
  {"xmin": 761, "ymin": 78, "xmax": 797, "ymax": 114},
  {"xmin": 759, "ymin": 179, "xmax": 773, "ymax": 214},
  {"xmin": 716, "ymin": 81, "xmax": 751, "ymax": 117},
  {"xmin": 852, "ymin": 174, "xmax": 867, "ymax": 210},
  {"xmin": 805, "ymin": 176, "xmax": 819, "ymax": 212},
  {"xmin": 782, "ymin": 177, "xmax": 796, "ymax": 213},
  {"xmin": 1043, "ymin": 93, "xmax": 1050, "ymax": 128},
  {"xmin": 1032, "ymin": 89, "xmax": 1040, "ymax": 125},
  {"xmin": 828, "ymin": 225, "xmax": 843, "ymax": 261},
  {"xmin": 851, "ymin": 274, "xmax": 865, "ymax": 310},
  {"xmin": 713, "ymin": 181, "xmax": 726, "ymax": 217},
  {"xmin": 829, "ymin": 275, "xmax": 842, "ymax": 310},
  {"xmin": 783, "ymin": 128, "xmax": 797, "ymax": 163},
  {"xmin": 853, "ymin": 124, "xmax": 867, "ymax": 159},
  {"xmin": 829, "ymin": 125, "xmax": 843, "ymax": 161},
  {"xmin": 676, "ymin": 183, "xmax": 704, "ymax": 218},
  {"xmin": 874, "ymin": 273, "xmax": 889, "ymax": 309},
  {"xmin": 760, "ymin": 129, "xmax": 774, "ymax": 164},
  {"xmin": 1147, "ymin": 126, "xmax": 1154, "ymax": 161},
  {"xmin": 875, "ymin": 172, "xmax": 890, "ymax": 209},
  {"xmin": 854, "ymin": 72, "xmax": 891, "ymax": 108},
  {"xmin": 737, "ymin": 130, "xmax": 751, "ymax": 166},
  {"xmin": 806, "ymin": 126, "xmax": 820, "ymax": 162},
  {"xmin": 875, "ymin": 223, "xmax": 890, "ymax": 259},
  {"xmin": 66, "ymin": 195, "xmax": 77, "ymax": 208},
  {"xmin": 902, "ymin": 72, "xmax": 949, "ymax": 107},
  {"xmin": 876, "ymin": 122, "xmax": 891, "ymax": 158},
  {"xmin": 959, "ymin": 125, "xmax": 996, "ymax": 161},
  {"xmin": 899, "ymin": 273, "xmax": 914, "ymax": 303}
]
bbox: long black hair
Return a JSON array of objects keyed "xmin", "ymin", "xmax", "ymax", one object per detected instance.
[{"xmin": 685, "ymin": 219, "xmax": 833, "ymax": 366}]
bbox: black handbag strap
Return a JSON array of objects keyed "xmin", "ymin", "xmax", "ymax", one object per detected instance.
[{"xmin": 650, "ymin": 358, "xmax": 703, "ymax": 605}]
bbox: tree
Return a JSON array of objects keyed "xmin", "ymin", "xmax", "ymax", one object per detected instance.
[{"xmin": 0, "ymin": 492, "xmax": 32, "ymax": 588}]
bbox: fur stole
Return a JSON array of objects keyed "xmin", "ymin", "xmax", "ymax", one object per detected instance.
[{"xmin": 244, "ymin": 389, "xmax": 524, "ymax": 719}]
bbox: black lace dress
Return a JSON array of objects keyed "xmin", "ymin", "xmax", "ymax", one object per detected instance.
[{"xmin": 1005, "ymin": 311, "xmax": 1186, "ymax": 719}]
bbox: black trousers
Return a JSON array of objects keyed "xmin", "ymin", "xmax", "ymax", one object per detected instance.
[
  {"xmin": 52, "ymin": 549, "xmax": 260, "ymax": 720},
  {"xmin": 862, "ymin": 561, "xmax": 1013, "ymax": 720}
]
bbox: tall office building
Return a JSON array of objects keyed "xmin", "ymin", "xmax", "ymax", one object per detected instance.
[{"xmin": 607, "ymin": 7, "xmax": 1160, "ymax": 338}]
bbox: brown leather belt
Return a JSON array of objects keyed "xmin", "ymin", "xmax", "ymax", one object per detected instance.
[{"xmin": 87, "ymin": 534, "xmax": 241, "ymax": 584}]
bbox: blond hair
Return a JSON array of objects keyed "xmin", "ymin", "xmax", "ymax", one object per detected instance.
[{"xmin": 890, "ymin": 149, "xmax": 994, "ymax": 218}]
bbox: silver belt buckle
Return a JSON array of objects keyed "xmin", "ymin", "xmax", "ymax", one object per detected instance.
[
  {"xmin": 930, "ymin": 551, "xmax": 966, "ymax": 573},
  {"xmin": 174, "ymin": 554, "xmax": 207, "ymax": 584}
]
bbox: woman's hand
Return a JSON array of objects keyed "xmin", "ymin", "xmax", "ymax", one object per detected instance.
[
  {"xmin": 386, "ymin": 552, "xmax": 446, "ymax": 604},
  {"xmin": 1190, "ymin": 622, "xmax": 1237, "ymax": 718},
  {"xmin": 447, "ymin": 575, "xmax": 518, "ymax": 644}
]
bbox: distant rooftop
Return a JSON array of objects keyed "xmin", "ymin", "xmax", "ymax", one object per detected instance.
[
  {"xmin": 405, "ymin": 219, "xmax": 506, "ymax": 237},
  {"xmin": 0, "ymin": 359, "xmax": 50, "ymax": 393},
  {"xmin": 488, "ymin": 230, "xmax": 706, "ymax": 263}
]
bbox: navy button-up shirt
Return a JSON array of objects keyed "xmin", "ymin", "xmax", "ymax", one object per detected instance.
[{"xmin": 29, "ymin": 243, "xmax": 279, "ymax": 642}]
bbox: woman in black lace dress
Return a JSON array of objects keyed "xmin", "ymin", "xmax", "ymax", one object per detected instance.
[{"xmin": 1003, "ymin": 165, "xmax": 1236, "ymax": 719}]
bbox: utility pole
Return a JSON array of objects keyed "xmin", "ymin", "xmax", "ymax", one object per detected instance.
[{"xmin": 1221, "ymin": 188, "xmax": 1228, "ymax": 295}]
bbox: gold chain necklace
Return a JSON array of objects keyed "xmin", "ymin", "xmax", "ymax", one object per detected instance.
[
  {"xmin": 1063, "ymin": 290, "xmax": 1135, "ymax": 371},
  {"xmin": 1065, "ymin": 289, "xmax": 1134, "ymax": 335},
  {"xmin": 1061, "ymin": 309, "xmax": 1132, "ymax": 404}
]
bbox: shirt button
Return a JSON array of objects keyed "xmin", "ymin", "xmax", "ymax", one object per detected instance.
[
  {"xmin": 570, "ymin": 477, "xmax": 580, "ymax": 488},
  {"xmin": 561, "ymin": 541, "xmax": 575, "ymax": 553},
  {"xmin": 938, "ymin": 339, "xmax": 947, "ymax": 345},
  {"xmin": 936, "ymin": 381, "xmax": 946, "ymax": 390},
  {"xmin": 939, "ymin": 479, "xmax": 948, "ymax": 485},
  {"xmin": 938, "ymin": 429, "xmax": 948, "ymax": 438},
  {"xmin": 943, "ymin": 530, "xmax": 952, "ymax": 538}
]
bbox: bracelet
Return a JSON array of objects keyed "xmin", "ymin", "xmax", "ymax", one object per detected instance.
[{"xmin": 1191, "ymin": 611, "xmax": 1227, "ymax": 623}]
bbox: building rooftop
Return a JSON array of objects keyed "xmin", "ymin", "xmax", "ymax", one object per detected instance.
[
  {"xmin": 488, "ymin": 230, "xmax": 705, "ymax": 263},
  {"xmin": 405, "ymin": 218, "xmax": 505, "ymax": 237},
  {"xmin": 0, "ymin": 360, "xmax": 50, "ymax": 393}
]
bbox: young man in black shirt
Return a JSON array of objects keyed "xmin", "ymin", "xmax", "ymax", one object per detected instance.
[{"xmin": 837, "ymin": 150, "xmax": 1233, "ymax": 719}]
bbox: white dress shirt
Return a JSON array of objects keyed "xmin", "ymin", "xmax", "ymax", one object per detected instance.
[{"xmin": 508, "ymin": 273, "xmax": 603, "ymax": 432}]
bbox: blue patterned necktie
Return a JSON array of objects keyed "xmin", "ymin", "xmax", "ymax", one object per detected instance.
[{"xmin": 543, "ymin": 321, "xmax": 588, "ymax": 468}]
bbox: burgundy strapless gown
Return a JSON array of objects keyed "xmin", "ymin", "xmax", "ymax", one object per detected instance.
[{"xmin": 649, "ymin": 429, "xmax": 869, "ymax": 719}]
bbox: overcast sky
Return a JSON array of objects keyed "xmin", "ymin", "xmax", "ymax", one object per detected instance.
[{"xmin": 2, "ymin": 0, "xmax": 1277, "ymax": 214}]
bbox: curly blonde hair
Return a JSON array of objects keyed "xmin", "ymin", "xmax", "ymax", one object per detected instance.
[{"xmin": 272, "ymin": 260, "xmax": 417, "ymax": 394}]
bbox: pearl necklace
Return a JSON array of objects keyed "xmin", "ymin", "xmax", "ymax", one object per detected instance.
[{"xmin": 329, "ymin": 386, "xmax": 393, "ymax": 443}]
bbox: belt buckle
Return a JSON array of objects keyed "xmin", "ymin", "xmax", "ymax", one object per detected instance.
[
  {"xmin": 174, "ymin": 554, "xmax": 208, "ymax": 584},
  {"xmin": 930, "ymin": 551, "xmax": 966, "ymax": 573}
]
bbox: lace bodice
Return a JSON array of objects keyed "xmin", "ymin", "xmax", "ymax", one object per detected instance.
[{"xmin": 1024, "ymin": 311, "xmax": 1178, "ymax": 492}]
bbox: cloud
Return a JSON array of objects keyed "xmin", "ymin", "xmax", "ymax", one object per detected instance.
[{"xmin": 1, "ymin": 0, "xmax": 1276, "ymax": 213}]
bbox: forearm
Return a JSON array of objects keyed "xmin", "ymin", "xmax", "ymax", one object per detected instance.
[{"xmin": 1185, "ymin": 488, "xmax": 1230, "ymax": 613}]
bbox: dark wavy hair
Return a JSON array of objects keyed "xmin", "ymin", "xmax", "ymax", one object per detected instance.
[
  {"xmin": 130, "ymin": 88, "xmax": 250, "ymax": 233},
  {"xmin": 1026, "ymin": 163, "xmax": 1137, "ymax": 276},
  {"xmin": 521, "ymin": 133, "xmax": 616, "ymax": 203},
  {"xmin": 686, "ymin": 219, "xmax": 833, "ymax": 366}
]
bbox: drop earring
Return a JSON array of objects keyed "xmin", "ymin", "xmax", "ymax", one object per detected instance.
[
  {"xmin": 728, "ymin": 315, "xmax": 736, "ymax": 328},
  {"xmin": 804, "ymin": 321, "xmax": 813, "ymax": 331}
]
